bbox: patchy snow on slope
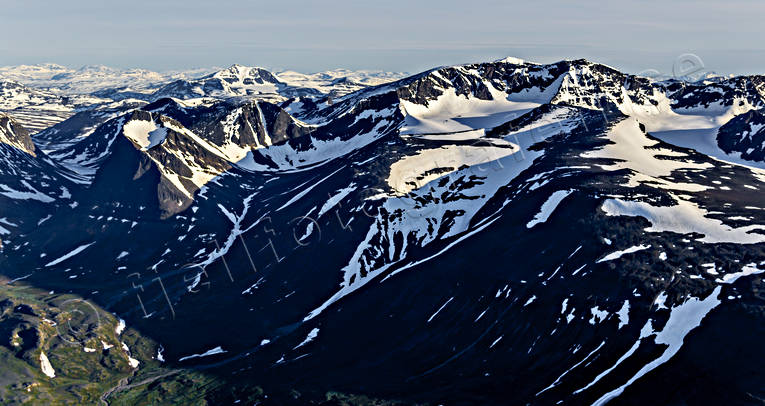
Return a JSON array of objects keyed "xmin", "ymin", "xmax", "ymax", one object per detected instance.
[
  {"xmin": 0, "ymin": 182, "xmax": 55, "ymax": 203},
  {"xmin": 574, "ymin": 321, "xmax": 655, "ymax": 396},
  {"xmin": 238, "ymin": 109, "xmax": 395, "ymax": 172},
  {"xmin": 590, "ymin": 287, "xmax": 722, "ymax": 406},
  {"xmin": 720, "ymin": 263, "xmax": 764, "ymax": 284},
  {"xmin": 387, "ymin": 142, "xmax": 519, "ymax": 195},
  {"xmin": 654, "ymin": 292, "xmax": 669, "ymax": 310},
  {"xmin": 602, "ymin": 197, "xmax": 765, "ymax": 244},
  {"xmin": 589, "ymin": 307, "xmax": 609, "ymax": 324},
  {"xmin": 306, "ymin": 109, "xmax": 579, "ymax": 321},
  {"xmin": 121, "ymin": 342, "xmax": 140, "ymax": 368},
  {"xmin": 277, "ymin": 167, "xmax": 344, "ymax": 212},
  {"xmin": 536, "ymin": 341, "xmax": 605, "ymax": 396},
  {"xmin": 582, "ymin": 118, "xmax": 712, "ymax": 191},
  {"xmin": 127, "ymin": 355, "xmax": 140, "ymax": 368},
  {"xmin": 188, "ymin": 193, "xmax": 259, "ymax": 287},
  {"xmin": 318, "ymin": 184, "xmax": 356, "ymax": 217},
  {"xmin": 526, "ymin": 190, "xmax": 573, "ymax": 228}
]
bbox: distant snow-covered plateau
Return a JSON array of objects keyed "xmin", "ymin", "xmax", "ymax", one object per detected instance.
[{"xmin": 1, "ymin": 58, "xmax": 764, "ymax": 405}]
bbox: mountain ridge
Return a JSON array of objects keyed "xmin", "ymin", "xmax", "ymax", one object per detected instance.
[{"xmin": 1, "ymin": 56, "xmax": 764, "ymax": 405}]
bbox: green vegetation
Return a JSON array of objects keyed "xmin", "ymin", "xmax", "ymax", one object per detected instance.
[
  {"xmin": 0, "ymin": 279, "xmax": 422, "ymax": 405},
  {"xmin": 0, "ymin": 278, "xmax": 161, "ymax": 405}
]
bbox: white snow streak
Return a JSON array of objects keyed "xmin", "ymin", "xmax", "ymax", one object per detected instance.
[
  {"xmin": 596, "ymin": 245, "xmax": 651, "ymax": 263},
  {"xmin": 590, "ymin": 287, "xmax": 722, "ymax": 405},
  {"xmin": 44, "ymin": 242, "xmax": 95, "ymax": 267},
  {"xmin": 178, "ymin": 346, "xmax": 227, "ymax": 361},
  {"xmin": 526, "ymin": 190, "xmax": 573, "ymax": 228},
  {"xmin": 428, "ymin": 297, "xmax": 454, "ymax": 323}
]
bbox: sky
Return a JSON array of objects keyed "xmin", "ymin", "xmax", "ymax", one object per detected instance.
[{"xmin": 2, "ymin": 0, "xmax": 765, "ymax": 76}]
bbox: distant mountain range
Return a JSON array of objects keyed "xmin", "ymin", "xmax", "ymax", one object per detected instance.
[
  {"xmin": 1, "ymin": 57, "xmax": 764, "ymax": 405},
  {"xmin": 0, "ymin": 63, "xmax": 407, "ymax": 135}
]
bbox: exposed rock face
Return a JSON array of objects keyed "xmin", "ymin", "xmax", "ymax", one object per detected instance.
[
  {"xmin": 718, "ymin": 108, "xmax": 765, "ymax": 162},
  {"xmin": 4, "ymin": 57, "xmax": 765, "ymax": 405},
  {"xmin": 115, "ymin": 109, "xmax": 234, "ymax": 218},
  {"xmin": 0, "ymin": 113, "xmax": 36, "ymax": 156}
]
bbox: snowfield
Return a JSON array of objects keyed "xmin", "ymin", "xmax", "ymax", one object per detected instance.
[{"xmin": 2, "ymin": 56, "xmax": 765, "ymax": 405}]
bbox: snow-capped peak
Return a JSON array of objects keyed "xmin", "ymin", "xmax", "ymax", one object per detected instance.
[
  {"xmin": 496, "ymin": 56, "xmax": 530, "ymax": 65},
  {"xmin": 208, "ymin": 64, "xmax": 282, "ymax": 85}
]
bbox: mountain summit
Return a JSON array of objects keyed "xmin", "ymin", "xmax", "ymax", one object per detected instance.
[{"xmin": 0, "ymin": 57, "xmax": 764, "ymax": 405}]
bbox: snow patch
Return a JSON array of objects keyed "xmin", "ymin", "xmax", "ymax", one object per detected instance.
[
  {"xmin": 720, "ymin": 263, "xmax": 764, "ymax": 284},
  {"xmin": 40, "ymin": 352, "xmax": 55, "ymax": 378},
  {"xmin": 591, "ymin": 287, "xmax": 722, "ymax": 405},
  {"xmin": 526, "ymin": 190, "xmax": 573, "ymax": 228},
  {"xmin": 122, "ymin": 119, "xmax": 167, "ymax": 150},
  {"xmin": 602, "ymin": 197, "xmax": 765, "ymax": 244},
  {"xmin": 44, "ymin": 242, "xmax": 95, "ymax": 267},
  {"xmin": 294, "ymin": 328, "xmax": 320, "ymax": 349},
  {"xmin": 596, "ymin": 245, "xmax": 650, "ymax": 263},
  {"xmin": 178, "ymin": 346, "xmax": 227, "ymax": 361}
]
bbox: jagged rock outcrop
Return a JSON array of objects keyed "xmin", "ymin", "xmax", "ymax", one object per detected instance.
[{"xmin": 0, "ymin": 113, "xmax": 36, "ymax": 156}]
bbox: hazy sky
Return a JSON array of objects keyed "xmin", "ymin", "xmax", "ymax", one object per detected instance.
[{"xmin": 2, "ymin": 0, "xmax": 764, "ymax": 75}]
